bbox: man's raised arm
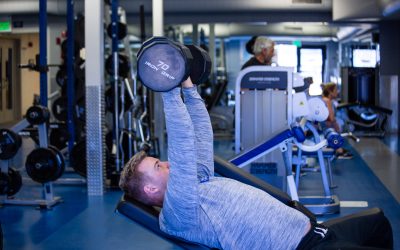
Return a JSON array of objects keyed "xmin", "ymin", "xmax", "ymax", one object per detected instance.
[
  {"xmin": 182, "ymin": 78, "xmax": 214, "ymax": 179},
  {"xmin": 160, "ymin": 87, "xmax": 199, "ymax": 230}
]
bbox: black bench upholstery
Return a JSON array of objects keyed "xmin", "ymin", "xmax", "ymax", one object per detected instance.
[{"xmin": 116, "ymin": 195, "xmax": 211, "ymax": 250}]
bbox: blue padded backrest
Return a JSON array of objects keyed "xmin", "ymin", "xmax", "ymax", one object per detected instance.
[{"xmin": 230, "ymin": 129, "xmax": 293, "ymax": 166}]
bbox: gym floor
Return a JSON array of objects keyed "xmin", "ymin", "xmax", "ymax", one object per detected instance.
[{"xmin": 1, "ymin": 134, "xmax": 400, "ymax": 250}]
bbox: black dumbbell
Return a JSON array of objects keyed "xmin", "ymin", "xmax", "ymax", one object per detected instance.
[{"xmin": 137, "ymin": 36, "xmax": 212, "ymax": 92}]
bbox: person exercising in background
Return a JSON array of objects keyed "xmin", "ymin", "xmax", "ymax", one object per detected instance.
[
  {"xmin": 241, "ymin": 36, "xmax": 275, "ymax": 70},
  {"xmin": 322, "ymin": 82, "xmax": 353, "ymax": 159},
  {"xmin": 119, "ymin": 77, "xmax": 392, "ymax": 249}
]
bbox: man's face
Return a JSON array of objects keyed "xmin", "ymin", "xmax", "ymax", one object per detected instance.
[
  {"xmin": 264, "ymin": 44, "xmax": 275, "ymax": 63},
  {"xmin": 260, "ymin": 45, "xmax": 275, "ymax": 65},
  {"xmin": 137, "ymin": 156, "xmax": 170, "ymax": 200}
]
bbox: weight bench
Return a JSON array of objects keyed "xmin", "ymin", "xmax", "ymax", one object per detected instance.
[{"xmin": 115, "ymin": 156, "xmax": 388, "ymax": 250}]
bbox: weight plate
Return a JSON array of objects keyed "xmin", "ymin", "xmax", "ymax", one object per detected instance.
[
  {"xmin": 7, "ymin": 168, "xmax": 22, "ymax": 196},
  {"xmin": 52, "ymin": 97, "xmax": 68, "ymax": 122},
  {"xmin": 106, "ymin": 21, "xmax": 128, "ymax": 40},
  {"xmin": 0, "ymin": 129, "xmax": 22, "ymax": 160},
  {"xmin": 26, "ymin": 105, "xmax": 50, "ymax": 125},
  {"xmin": 25, "ymin": 147, "xmax": 65, "ymax": 183},
  {"xmin": 105, "ymin": 54, "xmax": 130, "ymax": 78},
  {"xmin": 49, "ymin": 127, "xmax": 69, "ymax": 150},
  {"xmin": 70, "ymin": 140, "xmax": 87, "ymax": 177}
]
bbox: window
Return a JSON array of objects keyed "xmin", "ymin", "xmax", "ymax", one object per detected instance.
[
  {"xmin": 299, "ymin": 48, "xmax": 323, "ymax": 85},
  {"xmin": 275, "ymin": 44, "xmax": 298, "ymax": 70}
]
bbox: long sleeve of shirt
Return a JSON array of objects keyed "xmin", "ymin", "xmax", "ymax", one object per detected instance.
[
  {"xmin": 159, "ymin": 87, "xmax": 199, "ymax": 231},
  {"xmin": 182, "ymin": 87, "xmax": 214, "ymax": 180}
]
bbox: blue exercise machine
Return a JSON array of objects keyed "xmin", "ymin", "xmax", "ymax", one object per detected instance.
[
  {"xmin": 338, "ymin": 102, "xmax": 393, "ymax": 138},
  {"xmin": 233, "ymin": 67, "xmax": 360, "ymax": 215},
  {"xmin": 230, "ymin": 120, "xmax": 349, "ymax": 214}
]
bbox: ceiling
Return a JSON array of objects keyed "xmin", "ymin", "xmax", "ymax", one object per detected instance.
[{"xmin": 0, "ymin": 0, "xmax": 399, "ymax": 40}]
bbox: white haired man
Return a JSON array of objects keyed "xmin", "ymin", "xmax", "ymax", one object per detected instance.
[{"xmin": 242, "ymin": 36, "xmax": 275, "ymax": 70}]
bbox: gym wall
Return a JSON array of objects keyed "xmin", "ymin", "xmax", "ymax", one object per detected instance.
[{"xmin": 19, "ymin": 33, "xmax": 39, "ymax": 115}]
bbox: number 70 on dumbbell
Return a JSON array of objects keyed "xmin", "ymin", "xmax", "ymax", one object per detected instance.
[{"xmin": 144, "ymin": 60, "xmax": 173, "ymax": 77}]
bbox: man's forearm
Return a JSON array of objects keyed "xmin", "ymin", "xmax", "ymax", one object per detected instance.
[{"xmin": 182, "ymin": 87, "xmax": 214, "ymax": 178}]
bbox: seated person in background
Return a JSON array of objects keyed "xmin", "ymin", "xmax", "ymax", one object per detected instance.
[
  {"xmin": 241, "ymin": 36, "xmax": 275, "ymax": 70},
  {"xmin": 119, "ymin": 77, "xmax": 392, "ymax": 250},
  {"xmin": 322, "ymin": 83, "xmax": 353, "ymax": 159}
]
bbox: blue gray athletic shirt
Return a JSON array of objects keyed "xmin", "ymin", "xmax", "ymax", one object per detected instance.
[{"xmin": 160, "ymin": 87, "xmax": 310, "ymax": 250}]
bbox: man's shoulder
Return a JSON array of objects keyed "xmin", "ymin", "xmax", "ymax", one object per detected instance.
[{"xmin": 241, "ymin": 57, "xmax": 262, "ymax": 70}]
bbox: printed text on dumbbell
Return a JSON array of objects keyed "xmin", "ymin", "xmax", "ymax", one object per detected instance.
[{"xmin": 144, "ymin": 60, "xmax": 176, "ymax": 80}]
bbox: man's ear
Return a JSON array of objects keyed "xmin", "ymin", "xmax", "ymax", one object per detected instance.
[{"xmin": 144, "ymin": 183, "xmax": 158, "ymax": 195}]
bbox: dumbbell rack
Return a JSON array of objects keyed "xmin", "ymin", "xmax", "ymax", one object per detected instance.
[{"xmin": 0, "ymin": 119, "xmax": 62, "ymax": 209}]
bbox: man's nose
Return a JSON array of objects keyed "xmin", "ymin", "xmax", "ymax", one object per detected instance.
[{"xmin": 161, "ymin": 161, "xmax": 170, "ymax": 169}]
